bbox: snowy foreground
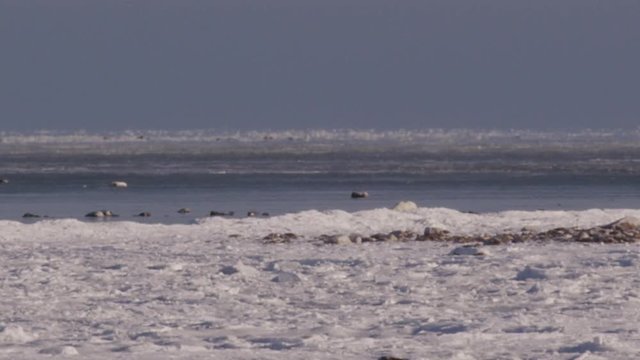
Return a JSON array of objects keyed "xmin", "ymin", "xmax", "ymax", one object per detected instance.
[{"xmin": 2, "ymin": 207, "xmax": 640, "ymax": 359}]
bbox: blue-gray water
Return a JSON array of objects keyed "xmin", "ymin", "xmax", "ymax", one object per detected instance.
[{"xmin": 3, "ymin": 129, "xmax": 640, "ymax": 224}]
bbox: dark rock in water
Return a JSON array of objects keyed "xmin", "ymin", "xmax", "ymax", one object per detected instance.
[
  {"xmin": 351, "ymin": 191, "xmax": 369, "ymax": 199},
  {"xmin": 210, "ymin": 211, "xmax": 234, "ymax": 217},
  {"xmin": 86, "ymin": 211, "xmax": 105, "ymax": 218},
  {"xmin": 136, "ymin": 212, "xmax": 151, "ymax": 217},
  {"xmin": 177, "ymin": 208, "xmax": 191, "ymax": 214},
  {"xmin": 0, "ymin": 178, "xmax": 8, "ymax": 184},
  {"xmin": 22, "ymin": 212, "xmax": 41, "ymax": 218},
  {"xmin": 261, "ymin": 212, "xmax": 270, "ymax": 217},
  {"xmin": 86, "ymin": 210, "xmax": 118, "ymax": 218}
]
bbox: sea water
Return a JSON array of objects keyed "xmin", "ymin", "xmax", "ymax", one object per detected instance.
[{"xmin": 2, "ymin": 129, "xmax": 640, "ymax": 224}]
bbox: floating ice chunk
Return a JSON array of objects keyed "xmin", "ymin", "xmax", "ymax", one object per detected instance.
[
  {"xmin": 516, "ymin": 266, "xmax": 548, "ymax": 281},
  {"xmin": 110, "ymin": 181, "xmax": 128, "ymax": 188}
]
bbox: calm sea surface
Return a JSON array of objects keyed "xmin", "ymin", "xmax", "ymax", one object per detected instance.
[{"xmin": 3, "ymin": 130, "xmax": 640, "ymax": 223}]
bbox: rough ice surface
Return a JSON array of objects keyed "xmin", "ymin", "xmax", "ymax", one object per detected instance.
[
  {"xmin": 2, "ymin": 207, "xmax": 640, "ymax": 359},
  {"xmin": 3, "ymin": 128, "xmax": 640, "ymax": 156}
]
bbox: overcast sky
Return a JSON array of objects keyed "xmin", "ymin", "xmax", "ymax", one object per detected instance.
[{"xmin": 1, "ymin": 0, "xmax": 639, "ymax": 131}]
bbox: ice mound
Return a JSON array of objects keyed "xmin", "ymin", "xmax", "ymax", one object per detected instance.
[
  {"xmin": 559, "ymin": 336, "xmax": 616, "ymax": 353},
  {"xmin": 515, "ymin": 266, "xmax": 548, "ymax": 281},
  {"xmin": 39, "ymin": 345, "xmax": 79, "ymax": 356},
  {"xmin": 391, "ymin": 201, "xmax": 418, "ymax": 212},
  {"xmin": 0, "ymin": 325, "xmax": 36, "ymax": 344},
  {"xmin": 219, "ymin": 261, "xmax": 259, "ymax": 277},
  {"xmin": 603, "ymin": 216, "xmax": 640, "ymax": 230},
  {"xmin": 449, "ymin": 245, "xmax": 490, "ymax": 256}
]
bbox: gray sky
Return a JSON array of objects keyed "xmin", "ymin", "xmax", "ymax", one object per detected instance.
[{"xmin": 1, "ymin": 0, "xmax": 639, "ymax": 131}]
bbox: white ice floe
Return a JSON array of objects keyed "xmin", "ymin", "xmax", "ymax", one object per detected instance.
[
  {"xmin": 109, "ymin": 181, "xmax": 128, "ymax": 188},
  {"xmin": 2, "ymin": 207, "xmax": 640, "ymax": 359}
]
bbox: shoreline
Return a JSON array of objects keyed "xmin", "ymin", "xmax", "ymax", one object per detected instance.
[{"xmin": 3, "ymin": 207, "xmax": 640, "ymax": 247}]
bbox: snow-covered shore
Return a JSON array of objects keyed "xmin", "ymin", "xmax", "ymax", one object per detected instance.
[{"xmin": 2, "ymin": 207, "xmax": 640, "ymax": 359}]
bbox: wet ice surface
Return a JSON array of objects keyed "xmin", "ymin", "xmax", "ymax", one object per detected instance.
[{"xmin": 2, "ymin": 208, "xmax": 640, "ymax": 359}]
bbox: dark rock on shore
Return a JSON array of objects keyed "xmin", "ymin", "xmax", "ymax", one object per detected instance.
[
  {"xmin": 317, "ymin": 216, "xmax": 640, "ymax": 246},
  {"xmin": 322, "ymin": 234, "xmax": 353, "ymax": 245},
  {"xmin": 419, "ymin": 227, "xmax": 450, "ymax": 241},
  {"xmin": 136, "ymin": 212, "xmax": 151, "ymax": 217},
  {"xmin": 389, "ymin": 230, "xmax": 417, "ymax": 241},
  {"xmin": 263, "ymin": 233, "xmax": 298, "ymax": 244}
]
